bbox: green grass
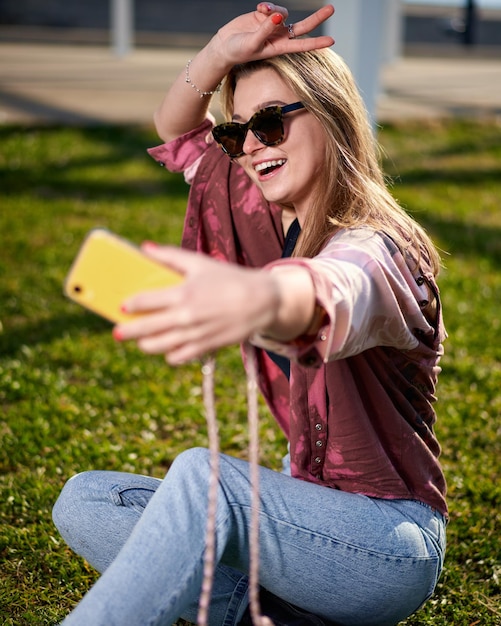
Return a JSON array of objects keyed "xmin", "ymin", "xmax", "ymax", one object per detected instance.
[{"xmin": 1, "ymin": 119, "xmax": 500, "ymax": 625}]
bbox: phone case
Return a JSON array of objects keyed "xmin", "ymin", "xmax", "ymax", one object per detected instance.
[{"xmin": 64, "ymin": 229, "xmax": 183, "ymax": 323}]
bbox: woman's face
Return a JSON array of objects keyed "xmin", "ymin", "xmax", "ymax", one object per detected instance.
[{"xmin": 232, "ymin": 67, "xmax": 327, "ymax": 223}]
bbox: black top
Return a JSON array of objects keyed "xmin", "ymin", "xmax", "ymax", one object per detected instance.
[{"xmin": 266, "ymin": 218, "xmax": 301, "ymax": 380}]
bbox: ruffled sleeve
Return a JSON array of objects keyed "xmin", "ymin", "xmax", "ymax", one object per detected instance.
[
  {"xmin": 252, "ymin": 228, "xmax": 442, "ymax": 367},
  {"xmin": 147, "ymin": 118, "xmax": 214, "ymax": 179}
]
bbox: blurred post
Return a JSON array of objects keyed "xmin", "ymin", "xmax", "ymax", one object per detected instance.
[
  {"xmin": 323, "ymin": 0, "xmax": 403, "ymax": 126},
  {"xmin": 463, "ymin": 0, "xmax": 478, "ymax": 46},
  {"xmin": 383, "ymin": 0, "xmax": 403, "ymax": 64},
  {"xmin": 111, "ymin": 0, "xmax": 134, "ymax": 57}
]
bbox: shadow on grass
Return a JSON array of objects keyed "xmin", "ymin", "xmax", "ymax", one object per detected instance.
[
  {"xmin": 0, "ymin": 124, "xmax": 190, "ymax": 202},
  {"xmin": 418, "ymin": 213, "xmax": 501, "ymax": 266},
  {"xmin": 395, "ymin": 165, "xmax": 501, "ymax": 187},
  {"xmin": 0, "ymin": 312, "xmax": 111, "ymax": 358}
]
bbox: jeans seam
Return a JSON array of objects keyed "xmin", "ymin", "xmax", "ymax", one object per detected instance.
[
  {"xmin": 222, "ymin": 574, "xmax": 249, "ymax": 626},
  {"xmin": 255, "ymin": 510, "xmax": 441, "ymax": 563}
]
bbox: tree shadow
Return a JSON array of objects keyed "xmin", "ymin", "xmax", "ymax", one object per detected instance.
[
  {"xmin": 394, "ymin": 164, "xmax": 501, "ymax": 187},
  {"xmin": 0, "ymin": 124, "xmax": 190, "ymax": 202},
  {"xmin": 0, "ymin": 311, "xmax": 111, "ymax": 358},
  {"xmin": 419, "ymin": 212, "xmax": 501, "ymax": 267}
]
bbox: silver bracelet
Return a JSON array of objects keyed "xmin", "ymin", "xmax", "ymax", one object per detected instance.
[{"xmin": 185, "ymin": 59, "xmax": 221, "ymax": 98}]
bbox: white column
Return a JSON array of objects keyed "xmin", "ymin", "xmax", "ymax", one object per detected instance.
[
  {"xmin": 324, "ymin": 0, "xmax": 402, "ymax": 125},
  {"xmin": 111, "ymin": 0, "xmax": 134, "ymax": 57},
  {"xmin": 383, "ymin": 0, "xmax": 403, "ymax": 64}
]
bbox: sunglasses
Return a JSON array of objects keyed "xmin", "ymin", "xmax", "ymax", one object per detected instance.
[{"xmin": 212, "ymin": 101, "xmax": 305, "ymax": 158}]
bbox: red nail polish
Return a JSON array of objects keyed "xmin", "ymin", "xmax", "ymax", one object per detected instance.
[
  {"xmin": 113, "ymin": 328, "xmax": 123, "ymax": 342},
  {"xmin": 271, "ymin": 13, "xmax": 282, "ymax": 25}
]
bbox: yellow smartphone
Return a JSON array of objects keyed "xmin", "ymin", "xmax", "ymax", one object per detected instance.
[{"xmin": 64, "ymin": 229, "xmax": 183, "ymax": 323}]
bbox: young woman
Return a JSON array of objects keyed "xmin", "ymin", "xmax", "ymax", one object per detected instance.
[{"xmin": 53, "ymin": 4, "xmax": 447, "ymax": 625}]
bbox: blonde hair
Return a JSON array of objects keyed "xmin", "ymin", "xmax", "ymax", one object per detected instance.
[{"xmin": 220, "ymin": 49, "xmax": 441, "ymax": 275}]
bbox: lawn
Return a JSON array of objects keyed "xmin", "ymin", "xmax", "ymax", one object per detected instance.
[{"xmin": 0, "ymin": 119, "xmax": 500, "ymax": 625}]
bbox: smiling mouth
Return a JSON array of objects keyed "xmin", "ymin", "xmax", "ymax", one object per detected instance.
[{"xmin": 254, "ymin": 159, "xmax": 286, "ymax": 177}]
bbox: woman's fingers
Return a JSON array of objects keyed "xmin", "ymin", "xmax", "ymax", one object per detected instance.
[
  {"xmin": 138, "ymin": 317, "xmax": 244, "ymax": 364},
  {"xmin": 256, "ymin": 3, "xmax": 288, "ymax": 19},
  {"xmin": 251, "ymin": 5, "xmax": 334, "ymax": 56},
  {"xmin": 257, "ymin": 3, "xmax": 334, "ymax": 39},
  {"xmin": 115, "ymin": 297, "xmax": 255, "ymax": 364},
  {"xmin": 213, "ymin": 4, "xmax": 334, "ymax": 68},
  {"xmin": 292, "ymin": 4, "xmax": 335, "ymax": 38},
  {"xmin": 139, "ymin": 242, "xmax": 207, "ymax": 276}
]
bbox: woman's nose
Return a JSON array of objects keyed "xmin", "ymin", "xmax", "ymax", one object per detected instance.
[{"xmin": 242, "ymin": 130, "xmax": 263, "ymax": 155}]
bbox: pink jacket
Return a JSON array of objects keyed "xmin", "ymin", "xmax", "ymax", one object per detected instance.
[{"xmin": 148, "ymin": 119, "xmax": 448, "ymax": 517}]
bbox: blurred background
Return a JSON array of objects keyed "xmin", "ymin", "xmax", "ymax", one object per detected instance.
[
  {"xmin": 0, "ymin": 0, "xmax": 500, "ymax": 126},
  {"xmin": 0, "ymin": 0, "xmax": 500, "ymax": 49}
]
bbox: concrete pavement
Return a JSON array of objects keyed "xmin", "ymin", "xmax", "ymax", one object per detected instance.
[{"xmin": 1, "ymin": 39, "xmax": 500, "ymax": 126}]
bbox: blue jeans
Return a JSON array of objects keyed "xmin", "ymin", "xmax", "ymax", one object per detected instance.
[{"xmin": 52, "ymin": 447, "xmax": 446, "ymax": 626}]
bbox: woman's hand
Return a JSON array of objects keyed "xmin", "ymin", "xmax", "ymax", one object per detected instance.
[
  {"xmin": 113, "ymin": 245, "xmax": 278, "ymax": 364},
  {"xmin": 209, "ymin": 3, "xmax": 335, "ymax": 69},
  {"xmin": 113, "ymin": 244, "xmax": 315, "ymax": 365}
]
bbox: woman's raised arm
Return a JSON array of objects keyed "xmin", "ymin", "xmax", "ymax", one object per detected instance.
[{"xmin": 153, "ymin": 3, "xmax": 334, "ymax": 142}]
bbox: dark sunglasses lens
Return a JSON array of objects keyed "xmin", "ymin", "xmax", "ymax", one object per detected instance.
[
  {"xmin": 213, "ymin": 107, "xmax": 285, "ymax": 157},
  {"xmin": 213, "ymin": 125, "xmax": 245, "ymax": 156},
  {"xmin": 253, "ymin": 109, "xmax": 283, "ymax": 145}
]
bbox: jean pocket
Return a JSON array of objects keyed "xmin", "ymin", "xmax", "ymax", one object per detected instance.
[{"xmin": 110, "ymin": 484, "xmax": 158, "ymax": 513}]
